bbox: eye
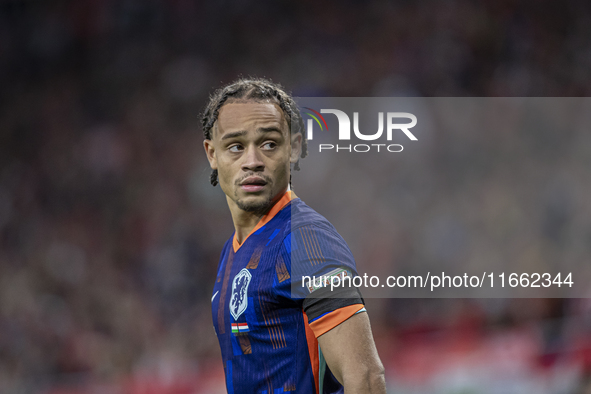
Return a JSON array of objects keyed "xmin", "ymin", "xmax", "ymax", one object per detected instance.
[
  {"xmin": 262, "ymin": 141, "xmax": 277, "ymax": 150},
  {"xmin": 228, "ymin": 144, "xmax": 243, "ymax": 153}
]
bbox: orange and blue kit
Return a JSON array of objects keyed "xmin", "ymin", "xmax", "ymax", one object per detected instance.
[{"xmin": 211, "ymin": 191, "xmax": 366, "ymax": 393}]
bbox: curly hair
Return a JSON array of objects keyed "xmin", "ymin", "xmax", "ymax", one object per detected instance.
[{"xmin": 201, "ymin": 77, "xmax": 308, "ymax": 186}]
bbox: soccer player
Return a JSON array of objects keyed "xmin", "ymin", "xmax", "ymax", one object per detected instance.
[{"xmin": 202, "ymin": 78, "xmax": 386, "ymax": 394}]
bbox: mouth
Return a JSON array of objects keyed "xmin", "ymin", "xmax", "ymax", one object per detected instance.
[{"xmin": 239, "ymin": 176, "xmax": 268, "ymax": 193}]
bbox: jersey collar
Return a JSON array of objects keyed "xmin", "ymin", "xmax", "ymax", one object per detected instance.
[{"xmin": 232, "ymin": 190, "xmax": 297, "ymax": 253}]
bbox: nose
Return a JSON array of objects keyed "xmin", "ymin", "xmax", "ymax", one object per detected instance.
[{"xmin": 241, "ymin": 146, "xmax": 265, "ymax": 172}]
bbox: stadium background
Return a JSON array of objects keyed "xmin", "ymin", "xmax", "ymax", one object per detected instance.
[{"xmin": 1, "ymin": 0, "xmax": 590, "ymax": 393}]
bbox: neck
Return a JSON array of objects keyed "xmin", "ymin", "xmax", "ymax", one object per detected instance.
[
  {"xmin": 228, "ymin": 200, "xmax": 266, "ymax": 245},
  {"xmin": 227, "ymin": 188, "xmax": 289, "ymax": 245}
]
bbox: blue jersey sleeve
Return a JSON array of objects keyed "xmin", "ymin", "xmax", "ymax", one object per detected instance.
[{"xmin": 281, "ymin": 222, "xmax": 361, "ymax": 300}]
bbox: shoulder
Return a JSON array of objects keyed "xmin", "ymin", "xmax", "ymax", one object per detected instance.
[
  {"xmin": 284, "ymin": 198, "xmax": 344, "ymax": 241},
  {"xmin": 280, "ymin": 198, "xmax": 353, "ymax": 260},
  {"xmin": 219, "ymin": 236, "xmax": 233, "ymax": 258}
]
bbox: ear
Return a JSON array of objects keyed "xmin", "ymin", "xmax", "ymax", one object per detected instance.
[
  {"xmin": 203, "ymin": 139, "xmax": 217, "ymax": 170},
  {"xmin": 290, "ymin": 133, "xmax": 302, "ymax": 163}
]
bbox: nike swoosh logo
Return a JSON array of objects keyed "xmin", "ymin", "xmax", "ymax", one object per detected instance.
[{"xmin": 211, "ymin": 291, "xmax": 219, "ymax": 303}]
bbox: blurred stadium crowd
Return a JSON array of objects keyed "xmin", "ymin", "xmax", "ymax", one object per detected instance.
[{"xmin": 1, "ymin": 0, "xmax": 591, "ymax": 393}]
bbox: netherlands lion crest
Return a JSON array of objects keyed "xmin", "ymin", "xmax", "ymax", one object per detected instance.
[{"xmin": 230, "ymin": 268, "xmax": 252, "ymax": 320}]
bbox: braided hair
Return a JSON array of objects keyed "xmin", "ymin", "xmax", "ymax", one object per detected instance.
[{"xmin": 201, "ymin": 77, "xmax": 308, "ymax": 186}]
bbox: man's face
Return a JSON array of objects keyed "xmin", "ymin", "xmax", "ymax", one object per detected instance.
[{"xmin": 203, "ymin": 102, "xmax": 302, "ymax": 215}]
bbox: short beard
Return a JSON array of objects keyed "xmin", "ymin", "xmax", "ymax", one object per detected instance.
[
  {"xmin": 233, "ymin": 173, "xmax": 275, "ymax": 216},
  {"xmin": 235, "ymin": 195, "xmax": 275, "ymax": 217}
]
